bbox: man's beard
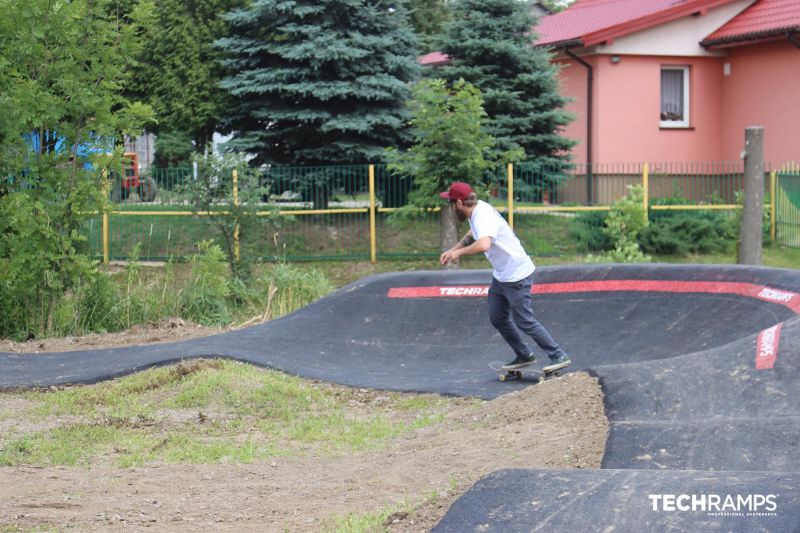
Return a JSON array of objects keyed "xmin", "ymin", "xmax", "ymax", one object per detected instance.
[{"xmin": 456, "ymin": 209, "xmax": 467, "ymax": 222}]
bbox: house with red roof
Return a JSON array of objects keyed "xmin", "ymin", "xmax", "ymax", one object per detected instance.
[
  {"xmin": 423, "ymin": 0, "xmax": 800, "ymax": 168},
  {"xmin": 537, "ymin": 0, "xmax": 800, "ymax": 166}
]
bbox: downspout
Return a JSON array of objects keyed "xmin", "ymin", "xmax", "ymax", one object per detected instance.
[
  {"xmin": 787, "ymin": 31, "xmax": 800, "ymax": 49},
  {"xmin": 563, "ymin": 47, "xmax": 594, "ymax": 205}
]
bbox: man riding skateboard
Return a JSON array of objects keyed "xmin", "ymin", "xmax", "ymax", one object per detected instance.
[{"xmin": 438, "ymin": 182, "xmax": 571, "ymax": 372}]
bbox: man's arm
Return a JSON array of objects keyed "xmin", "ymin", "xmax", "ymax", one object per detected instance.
[{"xmin": 440, "ymin": 231, "xmax": 491, "ymax": 265}]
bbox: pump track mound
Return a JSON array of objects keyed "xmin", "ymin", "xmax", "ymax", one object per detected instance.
[{"xmin": 2, "ymin": 264, "xmax": 799, "ymax": 531}]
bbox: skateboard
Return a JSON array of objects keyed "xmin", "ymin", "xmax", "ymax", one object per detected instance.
[{"xmin": 489, "ymin": 360, "xmax": 570, "ymax": 383}]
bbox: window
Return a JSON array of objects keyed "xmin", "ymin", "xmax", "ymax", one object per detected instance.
[{"xmin": 660, "ymin": 66, "xmax": 690, "ymax": 128}]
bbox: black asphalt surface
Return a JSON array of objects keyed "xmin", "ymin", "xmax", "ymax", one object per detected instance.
[{"xmin": 2, "ymin": 264, "xmax": 799, "ymax": 530}]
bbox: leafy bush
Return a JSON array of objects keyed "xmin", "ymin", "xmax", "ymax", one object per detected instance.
[
  {"xmin": 0, "ymin": 193, "xmax": 100, "ymax": 338},
  {"xmin": 54, "ymin": 269, "xmax": 119, "ymax": 335},
  {"xmin": 179, "ymin": 148, "xmax": 273, "ymax": 280},
  {"xmin": 0, "ymin": 0, "xmax": 151, "ymax": 339}
]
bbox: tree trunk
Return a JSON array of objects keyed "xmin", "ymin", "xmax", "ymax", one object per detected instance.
[
  {"xmin": 441, "ymin": 203, "xmax": 459, "ymax": 270},
  {"xmin": 738, "ymin": 126, "xmax": 764, "ymax": 265}
]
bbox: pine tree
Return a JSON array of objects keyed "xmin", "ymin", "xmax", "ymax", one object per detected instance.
[
  {"xmin": 217, "ymin": 0, "xmax": 420, "ymax": 207},
  {"xmin": 438, "ymin": 0, "xmax": 574, "ymax": 174}
]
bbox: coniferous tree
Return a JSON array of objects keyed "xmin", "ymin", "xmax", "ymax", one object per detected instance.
[
  {"xmin": 128, "ymin": 0, "xmax": 244, "ymax": 153},
  {"xmin": 217, "ymin": 0, "xmax": 420, "ymax": 207},
  {"xmin": 408, "ymin": 0, "xmax": 452, "ymax": 52},
  {"xmin": 438, "ymin": 0, "xmax": 574, "ymax": 177}
]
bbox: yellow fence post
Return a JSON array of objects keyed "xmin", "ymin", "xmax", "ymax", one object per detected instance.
[
  {"xmin": 233, "ymin": 169, "xmax": 240, "ymax": 262},
  {"xmin": 770, "ymin": 170, "xmax": 777, "ymax": 242},
  {"xmin": 507, "ymin": 163, "xmax": 514, "ymax": 230},
  {"xmin": 102, "ymin": 170, "xmax": 110, "ymax": 264},
  {"xmin": 369, "ymin": 164, "xmax": 377, "ymax": 264},
  {"xmin": 642, "ymin": 162, "xmax": 649, "ymax": 223}
]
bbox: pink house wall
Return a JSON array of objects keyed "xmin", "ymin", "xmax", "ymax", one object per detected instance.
[
  {"xmin": 722, "ymin": 40, "xmax": 800, "ymax": 167},
  {"xmin": 557, "ymin": 54, "xmax": 726, "ymax": 164},
  {"xmin": 556, "ymin": 43, "xmax": 800, "ymax": 166},
  {"xmin": 556, "ymin": 58, "xmax": 592, "ymax": 165}
]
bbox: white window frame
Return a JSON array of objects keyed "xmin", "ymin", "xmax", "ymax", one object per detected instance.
[{"xmin": 660, "ymin": 66, "xmax": 690, "ymax": 128}]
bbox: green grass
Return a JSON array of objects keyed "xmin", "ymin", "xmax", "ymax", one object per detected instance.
[
  {"xmin": 0, "ymin": 359, "xmax": 459, "ymax": 468},
  {"xmin": 323, "ymin": 507, "xmax": 395, "ymax": 533},
  {"xmin": 84, "ymin": 194, "xmax": 800, "ymax": 265},
  {"xmin": 320, "ymin": 479, "xmax": 463, "ymax": 533},
  {"xmin": 0, "ymin": 525, "xmax": 60, "ymax": 533},
  {"xmin": 653, "ymin": 244, "xmax": 800, "ymax": 269}
]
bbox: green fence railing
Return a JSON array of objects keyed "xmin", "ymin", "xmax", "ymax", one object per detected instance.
[
  {"xmin": 86, "ymin": 160, "xmax": 790, "ymax": 263},
  {"xmin": 776, "ymin": 162, "xmax": 800, "ymax": 247}
]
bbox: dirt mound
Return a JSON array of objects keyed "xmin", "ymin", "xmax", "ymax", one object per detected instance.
[
  {"xmin": 0, "ymin": 373, "xmax": 606, "ymax": 532},
  {"xmin": 0, "ymin": 319, "xmax": 221, "ymax": 354}
]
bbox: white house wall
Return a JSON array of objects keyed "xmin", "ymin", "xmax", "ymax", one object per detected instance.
[{"xmin": 593, "ymin": 0, "xmax": 756, "ymax": 57}]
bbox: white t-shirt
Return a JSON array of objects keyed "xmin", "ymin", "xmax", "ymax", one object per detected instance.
[{"xmin": 468, "ymin": 200, "xmax": 535, "ymax": 283}]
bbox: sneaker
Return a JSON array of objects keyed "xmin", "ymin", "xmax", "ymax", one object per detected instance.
[
  {"xmin": 544, "ymin": 353, "xmax": 571, "ymax": 372},
  {"xmin": 502, "ymin": 354, "xmax": 536, "ymax": 369}
]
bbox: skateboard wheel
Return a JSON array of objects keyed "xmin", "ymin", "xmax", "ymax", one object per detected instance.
[
  {"xmin": 499, "ymin": 373, "xmax": 507, "ymax": 382},
  {"xmin": 514, "ymin": 371, "xmax": 522, "ymax": 378}
]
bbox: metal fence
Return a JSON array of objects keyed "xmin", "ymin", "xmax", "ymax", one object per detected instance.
[
  {"xmin": 776, "ymin": 162, "xmax": 800, "ymax": 247},
  {"xmin": 86, "ymin": 161, "xmax": 789, "ymax": 263}
]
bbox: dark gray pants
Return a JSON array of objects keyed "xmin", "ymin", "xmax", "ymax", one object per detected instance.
[{"xmin": 488, "ymin": 273, "xmax": 566, "ymax": 360}]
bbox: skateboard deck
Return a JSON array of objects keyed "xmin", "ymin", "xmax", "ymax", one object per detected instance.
[{"xmin": 489, "ymin": 360, "xmax": 570, "ymax": 383}]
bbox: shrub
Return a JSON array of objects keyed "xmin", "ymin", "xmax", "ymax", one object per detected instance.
[
  {"xmin": 0, "ymin": 193, "xmax": 100, "ymax": 339},
  {"xmin": 61, "ymin": 269, "xmax": 119, "ymax": 335},
  {"xmin": 181, "ymin": 241, "xmax": 232, "ymax": 326},
  {"xmin": 258, "ymin": 263, "xmax": 333, "ymax": 320},
  {"xmin": 638, "ymin": 215, "xmax": 736, "ymax": 256},
  {"xmin": 586, "ymin": 184, "xmax": 650, "ymax": 263},
  {"xmin": 572, "ymin": 211, "xmax": 612, "ymax": 252}
]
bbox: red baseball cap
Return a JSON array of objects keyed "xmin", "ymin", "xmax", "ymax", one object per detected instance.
[{"xmin": 438, "ymin": 182, "xmax": 474, "ymax": 201}]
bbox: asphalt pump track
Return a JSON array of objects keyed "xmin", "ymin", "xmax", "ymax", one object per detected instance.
[{"xmin": 2, "ymin": 264, "xmax": 799, "ymax": 531}]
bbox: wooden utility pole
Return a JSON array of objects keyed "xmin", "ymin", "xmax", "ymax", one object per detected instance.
[{"xmin": 738, "ymin": 126, "xmax": 764, "ymax": 265}]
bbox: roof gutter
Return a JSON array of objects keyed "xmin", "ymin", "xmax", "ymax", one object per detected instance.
[
  {"xmin": 563, "ymin": 47, "xmax": 593, "ymax": 205},
  {"xmin": 701, "ymin": 27, "xmax": 800, "ymax": 49},
  {"xmin": 787, "ymin": 31, "xmax": 800, "ymax": 49}
]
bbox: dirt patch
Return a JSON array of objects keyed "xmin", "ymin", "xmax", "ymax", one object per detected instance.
[
  {"xmin": 0, "ymin": 319, "xmax": 222, "ymax": 354},
  {"xmin": 0, "ymin": 322, "xmax": 608, "ymax": 531},
  {"xmin": 0, "ymin": 372, "xmax": 607, "ymax": 532}
]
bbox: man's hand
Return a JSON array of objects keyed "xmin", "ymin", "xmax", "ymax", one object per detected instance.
[
  {"xmin": 440, "ymin": 248, "xmax": 461, "ymax": 265},
  {"xmin": 440, "ymin": 235, "xmax": 491, "ymax": 265}
]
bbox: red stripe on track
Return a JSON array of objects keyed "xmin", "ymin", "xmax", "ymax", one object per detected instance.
[
  {"xmin": 756, "ymin": 323, "xmax": 783, "ymax": 369},
  {"xmin": 388, "ymin": 279, "xmax": 799, "ymax": 370},
  {"xmin": 388, "ymin": 280, "xmax": 800, "ymax": 313}
]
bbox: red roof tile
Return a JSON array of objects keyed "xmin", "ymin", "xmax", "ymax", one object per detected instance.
[
  {"xmin": 536, "ymin": 0, "xmax": 682, "ymax": 45},
  {"xmin": 418, "ymin": 51, "xmax": 450, "ymax": 66},
  {"xmin": 703, "ymin": 0, "xmax": 800, "ymax": 45},
  {"xmin": 535, "ymin": 0, "xmax": 740, "ymax": 47}
]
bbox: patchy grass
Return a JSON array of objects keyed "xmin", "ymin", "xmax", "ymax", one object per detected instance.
[
  {"xmin": 0, "ymin": 359, "xmax": 462, "ymax": 468},
  {"xmin": 0, "ymin": 525, "xmax": 60, "ymax": 533},
  {"xmin": 323, "ymin": 507, "xmax": 396, "ymax": 533},
  {"xmin": 321, "ymin": 478, "xmax": 464, "ymax": 533},
  {"xmin": 652, "ymin": 244, "xmax": 800, "ymax": 269}
]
